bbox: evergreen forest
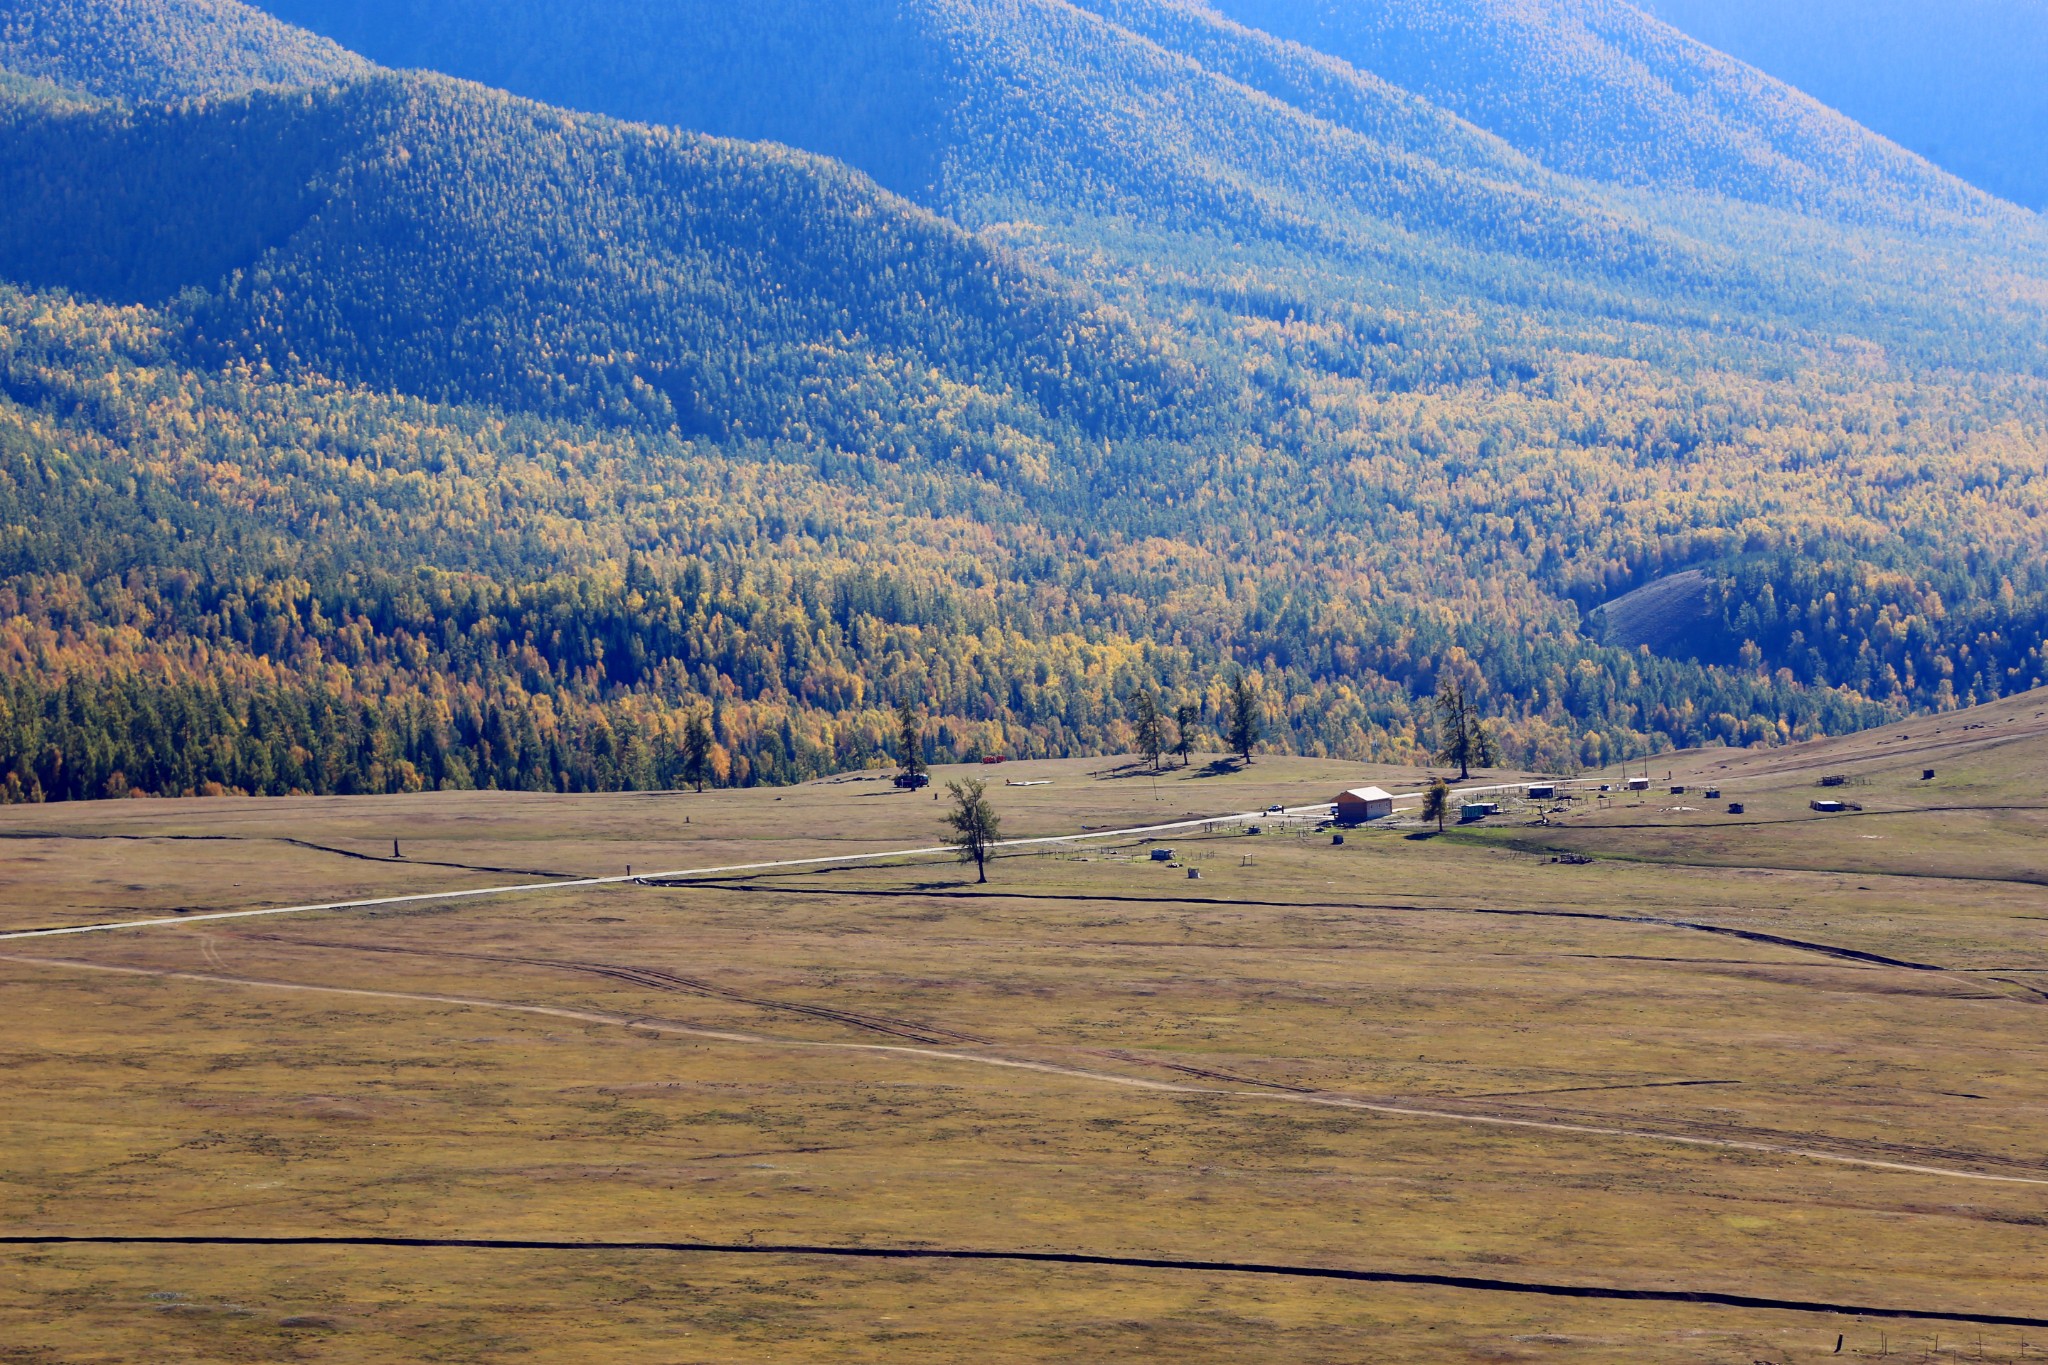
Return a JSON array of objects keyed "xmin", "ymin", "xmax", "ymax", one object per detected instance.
[{"xmin": 0, "ymin": 0, "xmax": 2044, "ymax": 802}]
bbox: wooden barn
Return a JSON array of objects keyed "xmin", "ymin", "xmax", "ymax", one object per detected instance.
[{"xmin": 1335, "ymin": 787, "xmax": 1396, "ymax": 824}]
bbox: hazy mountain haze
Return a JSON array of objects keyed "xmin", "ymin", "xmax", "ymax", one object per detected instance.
[{"xmin": 1636, "ymin": 0, "xmax": 2048, "ymax": 211}]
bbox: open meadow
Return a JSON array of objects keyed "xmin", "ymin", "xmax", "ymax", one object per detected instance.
[{"xmin": 2, "ymin": 715, "xmax": 2046, "ymax": 1363}]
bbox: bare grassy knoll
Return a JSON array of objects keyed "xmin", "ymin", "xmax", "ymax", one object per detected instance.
[{"xmin": 2, "ymin": 735, "xmax": 2045, "ymax": 1362}]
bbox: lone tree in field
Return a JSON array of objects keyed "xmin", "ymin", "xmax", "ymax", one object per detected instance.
[
  {"xmin": 945, "ymin": 778, "xmax": 1002, "ymax": 883},
  {"xmin": 1133, "ymin": 689, "xmax": 1167, "ymax": 771},
  {"xmin": 682, "ymin": 713, "xmax": 714, "ymax": 792},
  {"xmin": 1173, "ymin": 700, "xmax": 1200, "ymax": 767},
  {"xmin": 1432, "ymin": 676, "xmax": 1499, "ymax": 781},
  {"xmin": 1421, "ymin": 778, "xmax": 1452, "ymax": 834},
  {"xmin": 896, "ymin": 701, "xmax": 927, "ymax": 783},
  {"xmin": 1225, "ymin": 672, "xmax": 1262, "ymax": 766}
]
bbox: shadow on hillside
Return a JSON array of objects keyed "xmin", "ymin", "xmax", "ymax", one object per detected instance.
[{"xmin": 1091, "ymin": 764, "xmax": 1178, "ymax": 781}]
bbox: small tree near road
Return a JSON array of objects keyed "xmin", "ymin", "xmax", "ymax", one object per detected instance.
[
  {"xmin": 1173, "ymin": 701, "xmax": 1199, "ymax": 767},
  {"xmin": 945, "ymin": 778, "xmax": 1002, "ymax": 884},
  {"xmin": 1421, "ymin": 778, "xmax": 1452, "ymax": 834},
  {"xmin": 1225, "ymin": 672, "xmax": 1262, "ymax": 766},
  {"xmin": 897, "ymin": 701, "xmax": 927, "ymax": 784}
]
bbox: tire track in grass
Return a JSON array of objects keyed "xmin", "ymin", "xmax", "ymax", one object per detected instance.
[
  {"xmin": 6, "ymin": 952, "xmax": 2047, "ymax": 1189},
  {"xmin": 240, "ymin": 935, "xmax": 993, "ymax": 1048},
  {"xmin": 0, "ymin": 1235, "xmax": 2043, "ymax": 1329}
]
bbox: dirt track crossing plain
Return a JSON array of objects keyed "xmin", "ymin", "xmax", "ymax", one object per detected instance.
[{"xmin": 3, "ymin": 715, "xmax": 2047, "ymax": 1362}]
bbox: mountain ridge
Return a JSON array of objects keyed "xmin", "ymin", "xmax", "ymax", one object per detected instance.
[
  {"xmin": 1206, "ymin": 0, "xmax": 2002, "ymax": 226},
  {"xmin": 0, "ymin": 0, "xmax": 366, "ymax": 101},
  {"xmin": 0, "ymin": 70, "xmax": 1193, "ymax": 474}
]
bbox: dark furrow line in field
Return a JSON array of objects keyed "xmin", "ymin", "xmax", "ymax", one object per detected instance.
[
  {"xmin": 275, "ymin": 840, "xmax": 579, "ymax": 879},
  {"xmin": 0, "ymin": 829, "xmax": 574, "ymax": 879},
  {"xmin": 1546, "ymin": 805, "xmax": 2048, "ymax": 830},
  {"xmin": 1987, "ymin": 977, "xmax": 2048, "ymax": 1003},
  {"xmin": 1529, "ymin": 854, "xmax": 2048, "ymax": 891},
  {"xmin": 239, "ymin": 935, "xmax": 991, "ymax": 1047},
  {"xmin": 652, "ymin": 883, "xmax": 1955, "ymax": 974},
  {"xmin": 3, "ymin": 1236, "xmax": 2043, "ymax": 1328},
  {"xmin": 1080, "ymin": 1049, "xmax": 1319, "ymax": 1094},
  {"xmin": 1456, "ymin": 1079, "xmax": 1741, "ymax": 1099},
  {"xmin": 0, "ymin": 832, "xmax": 243, "ymax": 843}
]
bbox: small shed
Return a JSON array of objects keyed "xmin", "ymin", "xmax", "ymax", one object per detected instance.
[
  {"xmin": 1627, "ymin": 777, "xmax": 1651, "ymax": 792},
  {"xmin": 1527, "ymin": 783, "xmax": 1558, "ymax": 800},
  {"xmin": 1150, "ymin": 847, "xmax": 1175, "ymax": 862},
  {"xmin": 1811, "ymin": 799, "xmax": 1847, "ymax": 814},
  {"xmin": 1460, "ymin": 802, "xmax": 1501, "ymax": 823},
  {"xmin": 1335, "ymin": 787, "xmax": 1396, "ymax": 824}
]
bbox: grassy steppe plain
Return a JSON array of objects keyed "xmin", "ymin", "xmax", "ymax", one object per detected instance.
[{"xmin": 2, "ymin": 709, "xmax": 2045, "ymax": 1363}]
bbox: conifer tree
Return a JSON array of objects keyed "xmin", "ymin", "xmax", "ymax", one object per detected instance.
[
  {"xmin": 1173, "ymin": 701, "xmax": 1200, "ymax": 767},
  {"xmin": 1133, "ymin": 689, "xmax": 1167, "ymax": 771},
  {"xmin": 1225, "ymin": 672, "xmax": 1261, "ymax": 767},
  {"xmin": 1433, "ymin": 677, "xmax": 1499, "ymax": 781},
  {"xmin": 682, "ymin": 713, "xmax": 714, "ymax": 792},
  {"xmin": 897, "ymin": 701, "xmax": 927, "ymax": 784}
]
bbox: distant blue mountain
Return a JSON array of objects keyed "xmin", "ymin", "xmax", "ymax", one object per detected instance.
[{"xmin": 1634, "ymin": 0, "xmax": 2048, "ymax": 211}]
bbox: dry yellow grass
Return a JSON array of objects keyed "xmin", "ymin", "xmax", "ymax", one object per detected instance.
[{"xmin": 2, "ymin": 733, "xmax": 2045, "ymax": 1361}]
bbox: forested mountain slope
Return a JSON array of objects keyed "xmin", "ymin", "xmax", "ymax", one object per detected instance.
[
  {"xmin": 258, "ymin": 0, "xmax": 2006, "ymax": 234},
  {"xmin": 242, "ymin": 0, "xmax": 2048, "ymax": 377},
  {"xmin": 0, "ymin": 0, "xmax": 365, "ymax": 101},
  {"xmin": 1, "ymin": 0, "xmax": 2046, "ymax": 804},
  {"xmin": 1637, "ymin": 0, "xmax": 2048, "ymax": 211},
  {"xmin": 1205, "ymin": 0, "xmax": 1998, "ymax": 225},
  {"xmin": 251, "ymin": 0, "xmax": 1685, "ymax": 276},
  {"xmin": 22, "ymin": 282, "xmax": 2036, "ymax": 803},
  {"xmin": 0, "ymin": 74, "xmax": 1187, "ymax": 471}
]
